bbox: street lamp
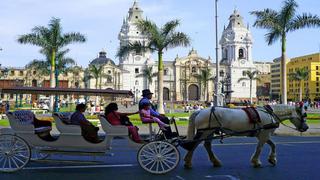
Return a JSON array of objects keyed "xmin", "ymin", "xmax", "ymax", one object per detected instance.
[{"xmin": 214, "ymin": 0, "xmax": 220, "ymax": 106}]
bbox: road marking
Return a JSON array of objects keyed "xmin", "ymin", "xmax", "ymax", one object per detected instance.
[
  {"xmin": 24, "ymin": 164, "xmax": 135, "ymax": 170},
  {"xmin": 176, "ymin": 175, "xmax": 185, "ymax": 180},
  {"xmin": 209, "ymin": 141, "xmax": 320, "ymax": 146},
  {"xmin": 205, "ymin": 175, "xmax": 239, "ymax": 180}
]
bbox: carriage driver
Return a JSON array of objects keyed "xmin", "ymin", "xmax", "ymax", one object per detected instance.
[
  {"xmin": 70, "ymin": 104, "xmax": 102, "ymax": 143},
  {"xmin": 139, "ymin": 89, "xmax": 174, "ymax": 138}
]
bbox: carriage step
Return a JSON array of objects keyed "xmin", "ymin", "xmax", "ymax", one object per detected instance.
[{"xmin": 39, "ymin": 150, "xmax": 107, "ymax": 156}]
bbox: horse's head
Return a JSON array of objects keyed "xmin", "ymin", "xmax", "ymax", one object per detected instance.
[{"xmin": 289, "ymin": 105, "xmax": 309, "ymax": 132}]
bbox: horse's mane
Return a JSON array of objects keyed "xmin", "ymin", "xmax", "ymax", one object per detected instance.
[{"xmin": 271, "ymin": 104, "xmax": 296, "ymax": 116}]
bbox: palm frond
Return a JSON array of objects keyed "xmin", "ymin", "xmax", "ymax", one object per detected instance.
[
  {"xmin": 117, "ymin": 41, "xmax": 152, "ymax": 57},
  {"xmin": 288, "ymin": 13, "xmax": 320, "ymax": 31},
  {"xmin": 250, "ymin": 9, "xmax": 280, "ymax": 29},
  {"xmin": 161, "ymin": 20, "xmax": 180, "ymax": 36},
  {"xmin": 237, "ymin": 77, "xmax": 250, "ymax": 83},
  {"xmin": 280, "ymin": 0, "xmax": 298, "ymax": 27},
  {"xmin": 165, "ymin": 32, "xmax": 191, "ymax": 49},
  {"xmin": 265, "ymin": 29, "xmax": 281, "ymax": 45}
]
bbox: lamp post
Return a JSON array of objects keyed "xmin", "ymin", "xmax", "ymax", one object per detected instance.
[
  {"xmin": 54, "ymin": 55, "xmax": 59, "ymax": 112},
  {"xmin": 214, "ymin": 0, "xmax": 220, "ymax": 106},
  {"xmin": 15, "ymin": 79, "xmax": 19, "ymax": 108}
]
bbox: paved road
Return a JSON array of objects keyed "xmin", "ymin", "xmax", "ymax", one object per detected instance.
[{"xmin": 1, "ymin": 136, "xmax": 320, "ymax": 180}]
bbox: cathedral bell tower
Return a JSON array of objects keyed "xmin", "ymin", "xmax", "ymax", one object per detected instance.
[
  {"xmin": 219, "ymin": 10, "xmax": 256, "ymax": 101},
  {"xmin": 118, "ymin": 1, "xmax": 154, "ymax": 97}
]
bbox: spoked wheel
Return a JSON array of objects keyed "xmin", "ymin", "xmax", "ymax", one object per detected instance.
[
  {"xmin": 0, "ymin": 134, "xmax": 31, "ymax": 172},
  {"xmin": 31, "ymin": 150, "xmax": 49, "ymax": 161},
  {"xmin": 137, "ymin": 141, "xmax": 180, "ymax": 174}
]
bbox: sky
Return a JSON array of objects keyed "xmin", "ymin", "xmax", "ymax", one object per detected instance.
[{"xmin": 0, "ymin": 0, "xmax": 319, "ymax": 68}]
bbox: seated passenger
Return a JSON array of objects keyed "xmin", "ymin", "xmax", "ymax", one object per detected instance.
[
  {"xmin": 140, "ymin": 102, "xmax": 169, "ymax": 131},
  {"xmin": 104, "ymin": 103, "xmax": 142, "ymax": 143},
  {"xmin": 70, "ymin": 104, "xmax": 101, "ymax": 143}
]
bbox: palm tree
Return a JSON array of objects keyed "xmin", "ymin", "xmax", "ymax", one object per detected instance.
[
  {"xmin": 194, "ymin": 68, "xmax": 214, "ymax": 102},
  {"xmin": 18, "ymin": 17, "xmax": 86, "ymax": 110},
  {"xmin": 289, "ymin": 68, "xmax": 309, "ymax": 102},
  {"xmin": 251, "ymin": 0, "xmax": 320, "ymax": 104},
  {"xmin": 136, "ymin": 66, "xmax": 157, "ymax": 89},
  {"xmin": 117, "ymin": 19, "xmax": 190, "ymax": 114},
  {"xmin": 89, "ymin": 64, "xmax": 104, "ymax": 89},
  {"xmin": 29, "ymin": 49, "xmax": 76, "ymax": 76},
  {"xmin": 238, "ymin": 70, "xmax": 261, "ymax": 104}
]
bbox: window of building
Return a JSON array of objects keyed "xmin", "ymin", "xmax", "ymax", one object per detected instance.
[
  {"xmin": 33, "ymin": 71, "xmax": 36, "ymax": 75},
  {"xmin": 19, "ymin": 71, "xmax": 23, "ymax": 76},
  {"xmin": 242, "ymin": 71, "xmax": 247, "ymax": 76},
  {"xmin": 242, "ymin": 82, "xmax": 246, "ymax": 87},
  {"xmin": 317, "ymin": 82, "xmax": 319, "ymax": 87},
  {"xmin": 135, "ymin": 80, "xmax": 139, "ymax": 85},
  {"xmin": 108, "ymin": 70, "xmax": 111, "ymax": 74},
  {"xmin": 164, "ymin": 69, "xmax": 168, "ymax": 76},
  {"xmin": 135, "ymin": 68, "xmax": 139, "ymax": 74},
  {"xmin": 317, "ymin": 88, "xmax": 319, "ymax": 92},
  {"xmin": 219, "ymin": 70, "xmax": 224, "ymax": 77},
  {"xmin": 239, "ymin": 49, "xmax": 245, "ymax": 59},
  {"xmin": 10, "ymin": 71, "xmax": 15, "ymax": 76},
  {"xmin": 135, "ymin": 16, "xmax": 138, "ymax": 19},
  {"xmin": 191, "ymin": 67, "xmax": 196, "ymax": 73},
  {"xmin": 10, "ymin": 94, "xmax": 14, "ymax": 99},
  {"xmin": 316, "ymin": 66, "xmax": 319, "ymax": 70}
]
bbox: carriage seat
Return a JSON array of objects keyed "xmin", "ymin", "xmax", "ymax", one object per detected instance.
[
  {"xmin": 6, "ymin": 111, "xmax": 52, "ymax": 134},
  {"xmin": 53, "ymin": 112, "xmax": 81, "ymax": 134},
  {"xmin": 98, "ymin": 115, "xmax": 128, "ymax": 136}
]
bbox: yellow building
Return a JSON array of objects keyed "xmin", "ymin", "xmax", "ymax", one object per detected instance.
[
  {"xmin": 270, "ymin": 57, "xmax": 290, "ymax": 100},
  {"xmin": 287, "ymin": 53, "xmax": 320, "ymax": 101}
]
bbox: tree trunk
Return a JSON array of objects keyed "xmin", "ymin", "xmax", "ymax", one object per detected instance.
[
  {"xmin": 281, "ymin": 34, "xmax": 287, "ymax": 104},
  {"xmin": 206, "ymin": 82, "xmax": 209, "ymax": 102},
  {"xmin": 299, "ymin": 80, "xmax": 302, "ymax": 102},
  {"xmin": 49, "ymin": 49, "xmax": 56, "ymax": 111},
  {"xmin": 250, "ymin": 79, "xmax": 253, "ymax": 104},
  {"xmin": 157, "ymin": 51, "xmax": 165, "ymax": 114}
]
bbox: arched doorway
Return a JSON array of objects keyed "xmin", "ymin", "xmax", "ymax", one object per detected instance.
[
  {"xmin": 163, "ymin": 87, "xmax": 170, "ymax": 101},
  {"xmin": 188, "ymin": 84, "xmax": 199, "ymax": 101}
]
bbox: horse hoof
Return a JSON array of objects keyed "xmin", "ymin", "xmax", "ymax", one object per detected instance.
[
  {"xmin": 184, "ymin": 164, "xmax": 192, "ymax": 169},
  {"xmin": 253, "ymin": 163, "xmax": 261, "ymax": 168},
  {"xmin": 213, "ymin": 161, "xmax": 222, "ymax": 167},
  {"xmin": 268, "ymin": 158, "xmax": 277, "ymax": 166}
]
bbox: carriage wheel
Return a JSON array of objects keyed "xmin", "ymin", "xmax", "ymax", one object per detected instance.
[
  {"xmin": 137, "ymin": 141, "xmax": 180, "ymax": 174},
  {"xmin": 31, "ymin": 150, "xmax": 49, "ymax": 161},
  {"xmin": 0, "ymin": 135, "xmax": 31, "ymax": 172}
]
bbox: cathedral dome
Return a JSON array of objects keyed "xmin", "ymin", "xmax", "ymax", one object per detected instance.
[{"xmin": 90, "ymin": 51, "xmax": 115, "ymax": 66}]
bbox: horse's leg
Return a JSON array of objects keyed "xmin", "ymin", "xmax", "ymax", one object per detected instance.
[
  {"xmin": 266, "ymin": 139, "xmax": 277, "ymax": 166},
  {"xmin": 184, "ymin": 142, "xmax": 201, "ymax": 169},
  {"xmin": 204, "ymin": 140, "xmax": 222, "ymax": 167},
  {"xmin": 250, "ymin": 140, "xmax": 265, "ymax": 168}
]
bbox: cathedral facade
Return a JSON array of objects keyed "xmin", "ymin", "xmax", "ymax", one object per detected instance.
[{"xmin": 0, "ymin": 2, "xmax": 257, "ymax": 104}]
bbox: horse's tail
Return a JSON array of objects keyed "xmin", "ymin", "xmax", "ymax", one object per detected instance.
[{"xmin": 187, "ymin": 110, "xmax": 201, "ymax": 140}]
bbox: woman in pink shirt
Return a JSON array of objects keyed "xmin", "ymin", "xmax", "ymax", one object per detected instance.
[{"xmin": 140, "ymin": 102, "xmax": 169, "ymax": 130}]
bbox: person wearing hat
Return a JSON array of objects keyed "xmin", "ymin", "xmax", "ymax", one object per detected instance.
[{"xmin": 139, "ymin": 89, "xmax": 174, "ymax": 138}]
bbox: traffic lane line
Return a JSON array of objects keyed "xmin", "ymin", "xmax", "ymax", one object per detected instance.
[
  {"xmin": 23, "ymin": 164, "xmax": 135, "ymax": 170},
  {"xmin": 208, "ymin": 141, "xmax": 320, "ymax": 146}
]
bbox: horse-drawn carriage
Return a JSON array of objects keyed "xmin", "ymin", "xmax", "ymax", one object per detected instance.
[{"xmin": 0, "ymin": 87, "xmax": 309, "ymax": 174}]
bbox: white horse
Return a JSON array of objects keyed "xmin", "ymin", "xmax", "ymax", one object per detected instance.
[{"xmin": 183, "ymin": 104, "xmax": 308, "ymax": 168}]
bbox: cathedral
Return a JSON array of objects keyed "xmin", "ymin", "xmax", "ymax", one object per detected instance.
[
  {"xmin": 88, "ymin": 1, "xmax": 257, "ymax": 103},
  {"xmin": 0, "ymin": 1, "xmax": 257, "ymax": 104}
]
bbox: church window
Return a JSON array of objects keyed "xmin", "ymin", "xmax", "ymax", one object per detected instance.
[
  {"xmin": 33, "ymin": 71, "xmax": 36, "ymax": 75},
  {"xmin": 108, "ymin": 70, "xmax": 111, "ymax": 74},
  {"xmin": 191, "ymin": 67, "xmax": 196, "ymax": 73},
  {"xmin": 239, "ymin": 49, "xmax": 245, "ymax": 59},
  {"xmin": 242, "ymin": 82, "xmax": 246, "ymax": 87},
  {"xmin": 242, "ymin": 71, "xmax": 247, "ymax": 76},
  {"xmin": 135, "ymin": 16, "xmax": 138, "ymax": 19},
  {"xmin": 219, "ymin": 70, "xmax": 224, "ymax": 77},
  {"xmin": 135, "ymin": 80, "xmax": 139, "ymax": 85},
  {"xmin": 135, "ymin": 68, "xmax": 139, "ymax": 74},
  {"xmin": 136, "ymin": 32, "xmax": 139, "ymax": 34},
  {"xmin": 223, "ymin": 49, "xmax": 228, "ymax": 59},
  {"xmin": 164, "ymin": 69, "xmax": 168, "ymax": 76}
]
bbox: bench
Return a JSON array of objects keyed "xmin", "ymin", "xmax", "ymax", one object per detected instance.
[{"xmin": 6, "ymin": 111, "xmax": 52, "ymax": 134}]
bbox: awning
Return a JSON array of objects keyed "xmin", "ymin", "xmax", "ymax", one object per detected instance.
[{"xmin": 0, "ymin": 87, "xmax": 133, "ymax": 97}]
